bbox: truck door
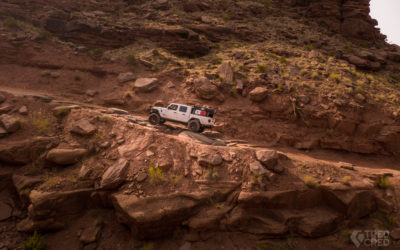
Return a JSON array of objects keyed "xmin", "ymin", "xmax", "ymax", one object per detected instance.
[
  {"xmin": 165, "ymin": 104, "xmax": 178, "ymax": 120},
  {"xmin": 176, "ymin": 105, "xmax": 189, "ymax": 122}
]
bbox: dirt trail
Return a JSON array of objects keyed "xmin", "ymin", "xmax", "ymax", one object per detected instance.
[{"xmin": 2, "ymin": 85, "xmax": 400, "ymax": 174}]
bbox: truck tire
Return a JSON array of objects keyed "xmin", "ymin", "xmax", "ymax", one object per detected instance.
[
  {"xmin": 188, "ymin": 119, "xmax": 201, "ymax": 132},
  {"xmin": 149, "ymin": 113, "xmax": 161, "ymax": 125}
]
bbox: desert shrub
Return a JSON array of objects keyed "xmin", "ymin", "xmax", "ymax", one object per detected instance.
[
  {"xmin": 98, "ymin": 114, "xmax": 111, "ymax": 123},
  {"xmin": 140, "ymin": 242, "xmax": 154, "ymax": 250},
  {"xmin": 54, "ymin": 107, "xmax": 69, "ymax": 117},
  {"xmin": 89, "ymin": 48, "xmax": 104, "ymax": 58},
  {"xmin": 239, "ymin": 64, "xmax": 249, "ymax": 72},
  {"xmin": 127, "ymin": 54, "xmax": 137, "ymax": 66},
  {"xmin": 305, "ymin": 44, "xmax": 313, "ymax": 50},
  {"xmin": 231, "ymin": 86, "xmax": 237, "ymax": 96},
  {"xmin": 23, "ymin": 231, "xmax": 46, "ymax": 250},
  {"xmin": 328, "ymin": 73, "xmax": 341, "ymax": 83},
  {"xmin": 304, "ymin": 175, "xmax": 319, "ymax": 188},
  {"xmin": 361, "ymin": 43, "xmax": 369, "ymax": 49},
  {"xmin": 311, "ymin": 71, "xmax": 318, "ymax": 79},
  {"xmin": 390, "ymin": 74, "xmax": 400, "ymax": 82},
  {"xmin": 148, "ymin": 164, "xmax": 165, "ymax": 184},
  {"xmin": 259, "ymin": 0, "xmax": 270, "ymax": 8},
  {"xmin": 168, "ymin": 174, "xmax": 182, "ymax": 184},
  {"xmin": 3, "ymin": 17, "xmax": 19, "ymax": 29},
  {"xmin": 326, "ymin": 128, "xmax": 334, "ymax": 137},
  {"xmin": 39, "ymin": 29, "xmax": 52, "ymax": 40},
  {"xmin": 342, "ymin": 176, "xmax": 351, "ymax": 185},
  {"xmin": 388, "ymin": 216, "xmax": 398, "ymax": 228},
  {"xmin": 276, "ymin": 83, "xmax": 283, "ymax": 91},
  {"xmin": 354, "ymin": 86, "xmax": 366, "ymax": 95},
  {"xmin": 124, "ymin": 90, "xmax": 133, "ymax": 99},
  {"xmin": 279, "ymin": 56, "xmax": 287, "ymax": 64},
  {"xmin": 32, "ymin": 112, "xmax": 53, "ymax": 135},
  {"xmin": 376, "ymin": 94, "xmax": 386, "ymax": 102},
  {"xmin": 344, "ymin": 45, "xmax": 353, "ymax": 54},
  {"xmin": 214, "ymin": 58, "xmax": 222, "ymax": 65},
  {"xmin": 256, "ymin": 64, "xmax": 268, "ymax": 73},
  {"xmin": 299, "ymin": 68, "xmax": 308, "ymax": 76},
  {"xmin": 377, "ymin": 175, "xmax": 391, "ymax": 189},
  {"xmin": 213, "ymin": 42, "xmax": 221, "ymax": 49}
]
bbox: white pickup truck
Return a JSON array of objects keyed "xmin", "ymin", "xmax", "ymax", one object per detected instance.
[{"xmin": 148, "ymin": 103, "xmax": 215, "ymax": 132}]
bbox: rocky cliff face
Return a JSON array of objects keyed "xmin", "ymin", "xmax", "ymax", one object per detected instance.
[{"xmin": 289, "ymin": 0, "xmax": 386, "ymax": 42}]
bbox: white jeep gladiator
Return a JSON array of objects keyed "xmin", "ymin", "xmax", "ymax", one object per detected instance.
[{"xmin": 148, "ymin": 103, "xmax": 215, "ymax": 132}]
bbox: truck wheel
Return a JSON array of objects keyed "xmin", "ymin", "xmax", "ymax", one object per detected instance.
[
  {"xmin": 149, "ymin": 113, "xmax": 161, "ymax": 125},
  {"xmin": 188, "ymin": 119, "xmax": 200, "ymax": 132}
]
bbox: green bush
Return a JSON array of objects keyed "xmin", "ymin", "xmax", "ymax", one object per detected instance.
[
  {"xmin": 148, "ymin": 164, "xmax": 165, "ymax": 184},
  {"xmin": 127, "ymin": 54, "xmax": 137, "ymax": 66},
  {"xmin": 231, "ymin": 86, "xmax": 237, "ymax": 96},
  {"xmin": 31, "ymin": 112, "xmax": 53, "ymax": 135},
  {"xmin": 328, "ymin": 73, "xmax": 341, "ymax": 83},
  {"xmin": 344, "ymin": 45, "xmax": 353, "ymax": 54},
  {"xmin": 54, "ymin": 108, "xmax": 69, "ymax": 117},
  {"xmin": 39, "ymin": 29, "xmax": 52, "ymax": 40},
  {"xmin": 279, "ymin": 56, "xmax": 287, "ymax": 64},
  {"xmin": 305, "ymin": 44, "xmax": 313, "ymax": 50},
  {"xmin": 23, "ymin": 231, "xmax": 46, "ymax": 250},
  {"xmin": 256, "ymin": 64, "xmax": 268, "ymax": 73},
  {"xmin": 89, "ymin": 48, "xmax": 104, "ymax": 58},
  {"xmin": 377, "ymin": 175, "xmax": 391, "ymax": 189},
  {"xmin": 304, "ymin": 175, "xmax": 319, "ymax": 188},
  {"xmin": 3, "ymin": 17, "xmax": 19, "ymax": 29}
]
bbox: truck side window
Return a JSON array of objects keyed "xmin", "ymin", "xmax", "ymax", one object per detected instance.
[
  {"xmin": 179, "ymin": 106, "xmax": 187, "ymax": 113},
  {"xmin": 168, "ymin": 104, "xmax": 177, "ymax": 110}
]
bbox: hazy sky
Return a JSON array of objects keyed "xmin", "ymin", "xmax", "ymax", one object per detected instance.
[{"xmin": 370, "ymin": 0, "xmax": 400, "ymax": 45}]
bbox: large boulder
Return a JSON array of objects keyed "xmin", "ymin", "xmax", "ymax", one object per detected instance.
[
  {"xmin": 194, "ymin": 77, "xmax": 219, "ymax": 100},
  {"xmin": 112, "ymin": 191, "xmax": 212, "ymax": 239},
  {"xmin": 70, "ymin": 119, "xmax": 97, "ymax": 136},
  {"xmin": 0, "ymin": 114, "xmax": 20, "ymax": 132},
  {"xmin": 0, "ymin": 93, "xmax": 5, "ymax": 104},
  {"xmin": 17, "ymin": 189, "xmax": 93, "ymax": 232},
  {"xmin": 197, "ymin": 150, "xmax": 222, "ymax": 166},
  {"xmin": 134, "ymin": 78, "xmax": 158, "ymax": 92},
  {"xmin": 344, "ymin": 55, "xmax": 381, "ymax": 71},
  {"xmin": 0, "ymin": 127, "xmax": 7, "ymax": 138},
  {"xmin": 100, "ymin": 158, "xmax": 130, "ymax": 189},
  {"xmin": 249, "ymin": 87, "xmax": 268, "ymax": 102},
  {"xmin": 80, "ymin": 223, "xmax": 102, "ymax": 244},
  {"xmin": 117, "ymin": 72, "xmax": 136, "ymax": 83},
  {"xmin": 249, "ymin": 161, "xmax": 268, "ymax": 176},
  {"xmin": 256, "ymin": 150, "xmax": 278, "ymax": 168},
  {"xmin": 46, "ymin": 148, "xmax": 88, "ymax": 165},
  {"xmin": 0, "ymin": 202, "xmax": 12, "ymax": 221},
  {"xmin": 12, "ymin": 175, "xmax": 43, "ymax": 193},
  {"xmin": 218, "ymin": 61, "xmax": 234, "ymax": 83},
  {"xmin": 0, "ymin": 137, "xmax": 56, "ymax": 165},
  {"xmin": 377, "ymin": 126, "xmax": 400, "ymax": 155}
]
